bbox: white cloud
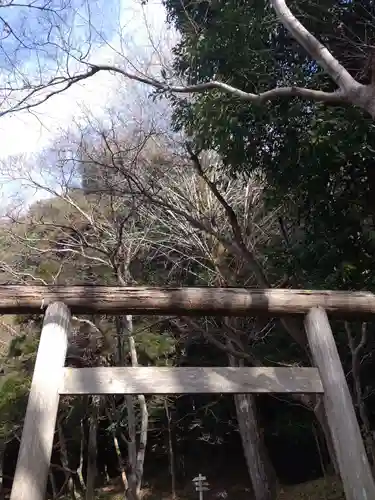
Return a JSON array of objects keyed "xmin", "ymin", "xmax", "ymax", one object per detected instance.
[
  {"xmin": 0, "ymin": 0, "xmax": 176, "ymax": 160},
  {"xmin": 0, "ymin": 0, "xmax": 178, "ymax": 208}
]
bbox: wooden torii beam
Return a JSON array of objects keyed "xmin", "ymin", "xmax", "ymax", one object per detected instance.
[{"xmin": 1, "ymin": 285, "xmax": 375, "ymax": 316}]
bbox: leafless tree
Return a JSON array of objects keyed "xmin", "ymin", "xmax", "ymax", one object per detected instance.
[
  {"xmin": 0, "ymin": 0, "xmax": 98, "ymax": 115},
  {"xmin": 48, "ymin": 123, "xmax": 327, "ymax": 499},
  {"xmin": 74, "ymin": 127, "xmax": 344, "ymax": 478},
  {"xmin": 1, "ymin": 116, "xmax": 280, "ymax": 498},
  {"xmin": 8, "ymin": 104, "xmax": 375, "ymax": 493},
  {"xmin": 2, "ymin": 0, "xmax": 375, "ymax": 121},
  {"xmin": 1, "ymin": 144, "xmax": 154, "ymax": 500},
  {"xmin": 344, "ymin": 321, "xmax": 375, "ymax": 470}
]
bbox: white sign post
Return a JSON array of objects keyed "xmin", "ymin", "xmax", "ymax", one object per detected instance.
[{"xmin": 192, "ymin": 474, "xmax": 209, "ymax": 500}]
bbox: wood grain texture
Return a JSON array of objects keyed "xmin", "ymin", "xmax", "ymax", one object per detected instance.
[
  {"xmin": 305, "ymin": 307, "xmax": 375, "ymax": 500},
  {"xmin": 60, "ymin": 366, "xmax": 323, "ymax": 395},
  {"xmin": 10, "ymin": 302, "xmax": 71, "ymax": 500},
  {"xmin": 1, "ymin": 285, "xmax": 375, "ymax": 317}
]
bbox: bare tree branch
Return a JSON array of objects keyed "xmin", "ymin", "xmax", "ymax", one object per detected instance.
[{"xmin": 271, "ymin": 0, "xmax": 358, "ymax": 91}]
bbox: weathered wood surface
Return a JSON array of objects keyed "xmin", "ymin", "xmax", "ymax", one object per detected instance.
[
  {"xmin": 60, "ymin": 366, "xmax": 323, "ymax": 395},
  {"xmin": 1, "ymin": 286, "xmax": 375, "ymax": 317},
  {"xmin": 10, "ymin": 302, "xmax": 71, "ymax": 500},
  {"xmin": 305, "ymin": 307, "xmax": 375, "ymax": 500}
]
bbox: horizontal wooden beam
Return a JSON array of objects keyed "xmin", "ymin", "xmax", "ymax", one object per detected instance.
[
  {"xmin": 60, "ymin": 367, "xmax": 323, "ymax": 395},
  {"xmin": 0, "ymin": 286, "xmax": 375, "ymax": 317}
]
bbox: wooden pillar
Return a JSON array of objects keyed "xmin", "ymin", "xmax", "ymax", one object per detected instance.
[
  {"xmin": 305, "ymin": 307, "xmax": 375, "ymax": 500},
  {"xmin": 10, "ymin": 302, "xmax": 71, "ymax": 500}
]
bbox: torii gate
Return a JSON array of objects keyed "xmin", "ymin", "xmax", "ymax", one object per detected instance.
[{"xmin": 3, "ymin": 285, "xmax": 375, "ymax": 500}]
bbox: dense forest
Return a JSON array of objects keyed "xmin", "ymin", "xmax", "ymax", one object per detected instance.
[{"xmin": 1, "ymin": 0, "xmax": 375, "ymax": 499}]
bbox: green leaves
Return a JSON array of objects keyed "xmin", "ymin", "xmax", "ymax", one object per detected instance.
[
  {"xmin": 163, "ymin": 0, "xmax": 375, "ymax": 294},
  {"xmin": 0, "ymin": 370, "xmax": 31, "ymax": 440}
]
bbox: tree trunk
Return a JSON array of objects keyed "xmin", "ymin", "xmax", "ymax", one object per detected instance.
[
  {"xmin": 116, "ymin": 314, "xmax": 149, "ymax": 500},
  {"xmin": 0, "ymin": 440, "xmax": 5, "ymax": 500},
  {"xmin": 86, "ymin": 396, "xmax": 100, "ymax": 500},
  {"xmin": 346, "ymin": 322, "xmax": 375, "ymax": 469},
  {"xmin": 114, "ymin": 431, "xmax": 129, "ymax": 493},
  {"xmin": 313, "ymin": 398, "xmax": 339, "ymax": 474},
  {"xmin": 125, "ymin": 394, "xmax": 138, "ymax": 500},
  {"xmin": 57, "ymin": 420, "xmax": 77, "ymax": 500},
  {"xmin": 229, "ymin": 350, "xmax": 277, "ymax": 500},
  {"xmin": 164, "ymin": 399, "xmax": 177, "ymax": 500},
  {"xmin": 125, "ymin": 315, "xmax": 149, "ymax": 500},
  {"xmin": 49, "ymin": 471, "xmax": 58, "ymax": 499},
  {"xmin": 135, "ymin": 391, "xmax": 148, "ymax": 499},
  {"xmin": 77, "ymin": 418, "xmax": 86, "ymax": 493},
  {"xmin": 104, "ymin": 400, "xmax": 129, "ymax": 495}
]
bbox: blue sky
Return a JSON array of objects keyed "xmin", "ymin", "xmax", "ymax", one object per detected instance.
[
  {"xmin": 0, "ymin": 1, "xmax": 110, "ymax": 68},
  {"xmin": 0, "ymin": 0, "xmax": 177, "ymax": 209}
]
